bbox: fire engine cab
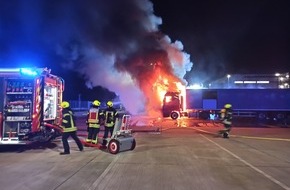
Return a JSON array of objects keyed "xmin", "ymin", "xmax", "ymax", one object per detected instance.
[{"xmin": 0, "ymin": 68, "xmax": 64, "ymax": 144}]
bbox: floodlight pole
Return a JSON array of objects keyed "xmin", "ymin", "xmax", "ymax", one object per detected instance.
[{"xmin": 227, "ymin": 74, "xmax": 231, "ymax": 88}]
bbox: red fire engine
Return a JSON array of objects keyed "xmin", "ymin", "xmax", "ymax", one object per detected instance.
[{"xmin": 0, "ymin": 68, "xmax": 64, "ymax": 144}]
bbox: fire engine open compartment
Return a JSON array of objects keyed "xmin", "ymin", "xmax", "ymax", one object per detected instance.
[
  {"xmin": 43, "ymin": 83, "xmax": 58, "ymax": 120},
  {"xmin": 0, "ymin": 68, "xmax": 64, "ymax": 144}
]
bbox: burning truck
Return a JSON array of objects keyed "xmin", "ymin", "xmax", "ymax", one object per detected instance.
[{"xmin": 0, "ymin": 68, "xmax": 64, "ymax": 144}]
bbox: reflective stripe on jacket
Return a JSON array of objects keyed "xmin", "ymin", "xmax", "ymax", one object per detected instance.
[
  {"xmin": 223, "ymin": 108, "xmax": 233, "ymax": 125},
  {"xmin": 88, "ymin": 123, "xmax": 100, "ymax": 128},
  {"xmin": 86, "ymin": 107, "xmax": 104, "ymax": 128},
  {"xmin": 223, "ymin": 119, "xmax": 232, "ymax": 125},
  {"xmin": 61, "ymin": 109, "xmax": 77, "ymax": 132}
]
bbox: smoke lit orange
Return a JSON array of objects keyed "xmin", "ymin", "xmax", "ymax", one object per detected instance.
[{"xmin": 139, "ymin": 62, "xmax": 184, "ymax": 117}]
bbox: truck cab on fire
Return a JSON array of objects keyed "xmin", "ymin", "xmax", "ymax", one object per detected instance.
[{"xmin": 162, "ymin": 91, "xmax": 185, "ymax": 120}]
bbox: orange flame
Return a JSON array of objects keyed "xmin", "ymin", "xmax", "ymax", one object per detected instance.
[{"xmin": 141, "ymin": 63, "xmax": 184, "ymax": 117}]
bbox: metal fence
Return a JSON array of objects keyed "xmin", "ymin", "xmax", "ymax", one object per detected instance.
[{"xmin": 69, "ymin": 100, "xmax": 92, "ymax": 111}]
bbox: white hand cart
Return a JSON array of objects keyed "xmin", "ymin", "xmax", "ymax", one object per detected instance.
[{"xmin": 98, "ymin": 115, "xmax": 136, "ymax": 154}]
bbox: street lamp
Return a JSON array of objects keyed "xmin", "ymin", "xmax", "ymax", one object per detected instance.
[
  {"xmin": 275, "ymin": 73, "xmax": 281, "ymax": 88},
  {"xmin": 227, "ymin": 74, "xmax": 231, "ymax": 88},
  {"xmin": 279, "ymin": 77, "xmax": 285, "ymax": 89}
]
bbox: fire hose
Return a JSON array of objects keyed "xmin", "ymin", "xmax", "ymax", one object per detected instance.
[{"xmin": 43, "ymin": 122, "xmax": 63, "ymax": 133}]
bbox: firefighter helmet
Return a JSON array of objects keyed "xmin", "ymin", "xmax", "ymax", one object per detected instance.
[
  {"xmin": 61, "ymin": 101, "xmax": 70, "ymax": 108},
  {"xmin": 107, "ymin": 101, "xmax": 113, "ymax": 107},
  {"xmin": 224, "ymin": 104, "xmax": 232, "ymax": 108},
  {"xmin": 93, "ymin": 100, "xmax": 101, "ymax": 107}
]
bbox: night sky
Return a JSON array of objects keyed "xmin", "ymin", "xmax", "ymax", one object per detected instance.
[
  {"xmin": 0, "ymin": 0, "xmax": 289, "ymax": 102},
  {"xmin": 151, "ymin": 0, "xmax": 290, "ymax": 82}
]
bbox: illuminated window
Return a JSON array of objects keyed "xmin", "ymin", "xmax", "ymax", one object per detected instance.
[
  {"xmin": 164, "ymin": 96, "xmax": 172, "ymax": 103},
  {"xmin": 257, "ymin": 81, "xmax": 269, "ymax": 84},
  {"xmin": 244, "ymin": 81, "xmax": 256, "ymax": 84}
]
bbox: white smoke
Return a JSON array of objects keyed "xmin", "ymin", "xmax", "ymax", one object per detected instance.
[
  {"xmin": 78, "ymin": 45, "xmax": 146, "ymax": 114},
  {"xmin": 160, "ymin": 35, "xmax": 192, "ymax": 85}
]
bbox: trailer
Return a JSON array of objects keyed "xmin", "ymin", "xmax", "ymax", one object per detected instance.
[
  {"xmin": 162, "ymin": 88, "xmax": 290, "ymax": 124},
  {"xmin": 0, "ymin": 68, "xmax": 64, "ymax": 144}
]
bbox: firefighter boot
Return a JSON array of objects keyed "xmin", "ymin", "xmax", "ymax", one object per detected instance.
[
  {"xmin": 223, "ymin": 132, "xmax": 229, "ymax": 138},
  {"xmin": 60, "ymin": 152, "xmax": 70, "ymax": 155},
  {"xmin": 85, "ymin": 139, "xmax": 92, "ymax": 143},
  {"xmin": 92, "ymin": 139, "xmax": 98, "ymax": 144}
]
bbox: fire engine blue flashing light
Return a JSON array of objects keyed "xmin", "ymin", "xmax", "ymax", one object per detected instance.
[
  {"xmin": 20, "ymin": 68, "xmax": 38, "ymax": 76},
  {"xmin": 0, "ymin": 68, "xmax": 20, "ymax": 72}
]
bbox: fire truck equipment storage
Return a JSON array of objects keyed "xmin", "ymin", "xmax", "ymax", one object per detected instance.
[{"xmin": 0, "ymin": 68, "xmax": 64, "ymax": 144}]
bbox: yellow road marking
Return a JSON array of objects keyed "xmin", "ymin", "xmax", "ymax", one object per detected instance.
[{"xmin": 193, "ymin": 128, "xmax": 290, "ymax": 142}]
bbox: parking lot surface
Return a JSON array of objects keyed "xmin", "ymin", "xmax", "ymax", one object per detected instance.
[{"xmin": 1, "ymin": 117, "xmax": 290, "ymax": 190}]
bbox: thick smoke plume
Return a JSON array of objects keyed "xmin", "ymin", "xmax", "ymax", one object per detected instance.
[
  {"xmin": 1, "ymin": 0, "xmax": 193, "ymax": 116},
  {"xmin": 55, "ymin": 0, "xmax": 193, "ymax": 116}
]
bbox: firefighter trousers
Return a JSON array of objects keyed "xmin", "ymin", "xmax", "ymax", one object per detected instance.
[
  {"xmin": 62, "ymin": 131, "xmax": 83, "ymax": 153},
  {"xmin": 102, "ymin": 126, "xmax": 114, "ymax": 146},
  {"xmin": 87, "ymin": 127, "xmax": 100, "ymax": 142},
  {"xmin": 224, "ymin": 124, "xmax": 232, "ymax": 132}
]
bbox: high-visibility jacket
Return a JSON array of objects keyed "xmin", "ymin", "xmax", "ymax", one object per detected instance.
[
  {"xmin": 104, "ymin": 107, "xmax": 118, "ymax": 127},
  {"xmin": 223, "ymin": 108, "xmax": 233, "ymax": 125},
  {"xmin": 61, "ymin": 108, "xmax": 77, "ymax": 133},
  {"xmin": 87, "ymin": 107, "xmax": 104, "ymax": 128},
  {"xmin": 220, "ymin": 109, "xmax": 226, "ymax": 120}
]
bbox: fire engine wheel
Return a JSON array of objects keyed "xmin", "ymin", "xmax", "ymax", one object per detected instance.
[
  {"xmin": 170, "ymin": 111, "xmax": 179, "ymax": 120},
  {"xmin": 130, "ymin": 139, "xmax": 136, "ymax": 151},
  {"xmin": 108, "ymin": 139, "xmax": 120, "ymax": 154}
]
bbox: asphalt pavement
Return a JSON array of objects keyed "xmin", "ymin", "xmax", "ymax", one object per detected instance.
[{"xmin": 0, "ymin": 116, "xmax": 290, "ymax": 190}]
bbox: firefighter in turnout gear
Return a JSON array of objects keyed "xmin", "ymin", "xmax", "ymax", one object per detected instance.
[
  {"xmin": 86, "ymin": 100, "xmax": 104, "ymax": 144},
  {"xmin": 102, "ymin": 101, "xmax": 118, "ymax": 146},
  {"xmin": 219, "ymin": 104, "xmax": 233, "ymax": 138},
  {"xmin": 60, "ymin": 101, "xmax": 83, "ymax": 155}
]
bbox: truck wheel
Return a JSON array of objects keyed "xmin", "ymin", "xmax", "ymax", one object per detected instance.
[
  {"xmin": 130, "ymin": 139, "xmax": 136, "ymax": 150},
  {"xmin": 108, "ymin": 139, "xmax": 120, "ymax": 154},
  {"xmin": 171, "ymin": 111, "xmax": 179, "ymax": 120}
]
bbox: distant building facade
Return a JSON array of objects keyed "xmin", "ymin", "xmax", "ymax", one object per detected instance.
[{"xmin": 209, "ymin": 73, "xmax": 289, "ymax": 89}]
